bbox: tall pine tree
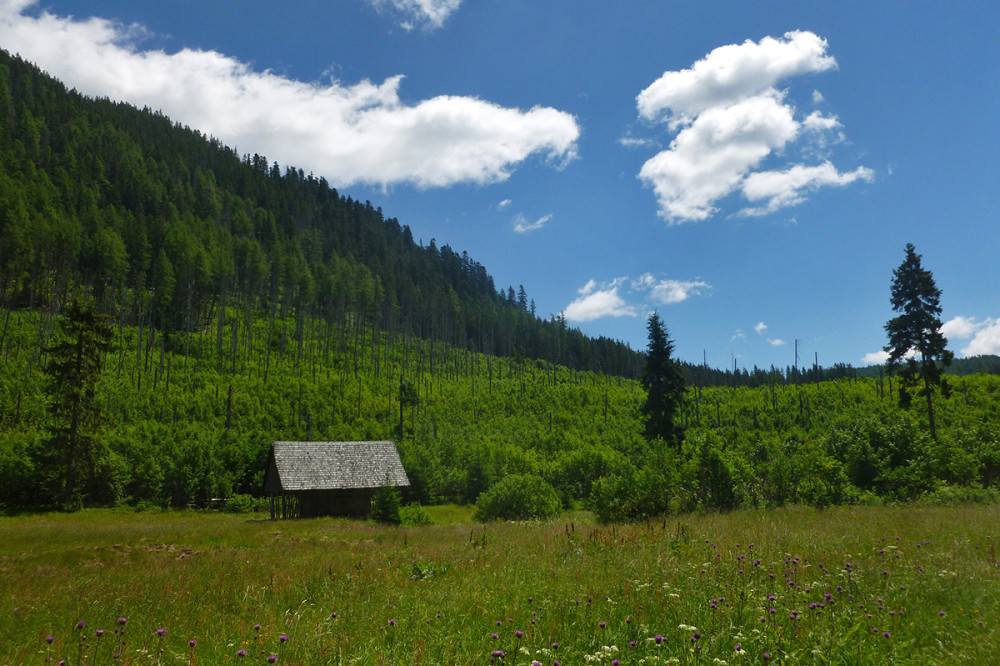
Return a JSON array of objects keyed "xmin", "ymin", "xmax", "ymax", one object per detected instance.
[
  {"xmin": 641, "ymin": 311, "xmax": 685, "ymax": 448},
  {"xmin": 884, "ymin": 243, "xmax": 952, "ymax": 440}
]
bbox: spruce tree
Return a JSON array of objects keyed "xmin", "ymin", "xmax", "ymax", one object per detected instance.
[
  {"xmin": 641, "ymin": 311, "xmax": 685, "ymax": 448},
  {"xmin": 884, "ymin": 243, "xmax": 952, "ymax": 439},
  {"xmin": 41, "ymin": 297, "xmax": 114, "ymax": 509}
]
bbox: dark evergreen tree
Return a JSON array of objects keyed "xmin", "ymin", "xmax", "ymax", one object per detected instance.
[
  {"xmin": 40, "ymin": 297, "xmax": 114, "ymax": 508},
  {"xmin": 884, "ymin": 243, "xmax": 953, "ymax": 439},
  {"xmin": 640, "ymin": 311, "xmax": 685, "ymax": 448},
  {"xmin": 371, "ymin": 473, "xmax": 402, "ymax": 525}
]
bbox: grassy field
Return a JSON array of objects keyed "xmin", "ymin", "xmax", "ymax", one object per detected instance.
[{"xmin": 3, "ymin": 505, "xmax": 999, "ymax": 665}]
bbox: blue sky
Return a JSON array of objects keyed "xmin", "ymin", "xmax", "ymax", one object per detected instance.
[{"xmin": 3, "ymin": 0, "xmax": 998, "ymax": 369}]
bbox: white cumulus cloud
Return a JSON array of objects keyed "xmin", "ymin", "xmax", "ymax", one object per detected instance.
[
  {"xmin": 635, "ymin": 273, "xmax": 711, "ymax": 305},
  {"xmin": 862, "ymin": 350, "xmax": 890, "ymax": 365},
  {"xmin": 633, "ymin": 30, "xmax": 870, "ymax": 223},
  {"xmin": 740, "ymin": 162, "xmax": 874, "ymax": 216},
  {"xmin": 943, "ymin": 316, "xmax": 1000, "ymax": 357},
  {"xmin": 564, "ymin": 274, "xmax": 710, "ymax": 323},
  {"xmin": 564, "ymin": 279, "xmax": 635, "ymax": 322},
  {"xmin": 754, "ymin": 321, "xmax": 768, "ymax": 335},
  {"xmin": 367, "ymin": 0, "xmax": 463, "ymax": 30},
  {"xmin": 513, "ymin": 213, "xmax": 552, "ymax": 234},
  {"xmin": 0, "ymin": 1, "xmax": 578, "ymax": 189}
]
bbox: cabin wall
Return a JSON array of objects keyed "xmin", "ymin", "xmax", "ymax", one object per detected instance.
[{"xmin": 297, "ymin": 489, "xmax": 375, "ymax": 517}]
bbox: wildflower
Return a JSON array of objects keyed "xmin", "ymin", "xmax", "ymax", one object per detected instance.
[
  {"xmin": 237, "ymin": 649, "xmax": 248, "ymax": 657},
  {"xmin": 267, "ymin": 656, "xmax": 278, "ymax": 664},
  {"xmin": 280, "ymin": 634, "xmax": 290, "ymax": 642},
  {"xmin": 599, "ymin": 622, "xmax": 607, "ymax": 628},
  {"xmin": 330, "ymin": 612, "xmax": 338, "ymax": 619},
  {"xmin": 938, "ymin": 610, "xmax": 946, "ymax": 616},
  {"xmin": 515, "ymin": 630, "xmax": 524, "ymax": 638},
  {"xmin": 189, "ymin": 639, "xmax": 198, "ymax": 648},
  {"xmin": 254, "ymin": 624, "xmax": 262, "ymax": 631},
  {"xmin": 388, "ymin": 619, "xmax": 396, "ymax": 626},
  {"xmin": 654, "ymin": 635, "xmax": 664, "ymax": 644},
  {"xmin": 883, "ymin": 631, "xmax": 891, "ymax": 638},
  {"xmin": 156, "ymin": 628, "xmax": 167, "ymax": 637},
  {"xmin": 492, "ymin": 633, "xmax": 499, "ymax": 640},
  {"xmin": 96, "ymin": 629, "xmax": 105, "ymax": 638},
  {"xmin": 76, "ymin": 621, "xmax": 85, "ymax": 630},
  {"xmin": 118, "ymin": 617, "xmax": 127, "ymax": 626},
  {"xmin": 46, "ymin": 636, "xmax": 55, "ymax": 644},
  {"xmin": 762, "ymin": 652, "xmax": 771, "ymax": 661}
]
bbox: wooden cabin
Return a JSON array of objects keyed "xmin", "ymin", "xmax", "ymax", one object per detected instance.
[{"xmin": 263, "ymin": 441, "xmax": 409, "ymax": 518}]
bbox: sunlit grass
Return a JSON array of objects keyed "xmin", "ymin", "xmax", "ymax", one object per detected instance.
[{"xmin": 3, "ymin": 505, "xmax": 999, "ymax": 664}]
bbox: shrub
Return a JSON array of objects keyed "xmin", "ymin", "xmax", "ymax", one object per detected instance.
[
  {"xmin": 224, "ymin": 494, "xmax": 266, "ymax": 513},
  {"xmin": 473, "ymin": 474, "xmax": 561, "ymax": 522},
  {"xmin": 371, "ymin": 478, "xmax": 402, "ymax": 525},
  {"xmin": 400, "ymin": 503, "xmax": 432, "ymax": 527}
]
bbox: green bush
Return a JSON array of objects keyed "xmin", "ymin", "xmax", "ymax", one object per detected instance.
[
  {"xmin": 224, "ymin": 494, "xmax": 267, "ymax": 513},
  {"xmin": 400, "ymin": 502, "xmax": 432, "ymax": 526},
  {"xmin": 590, "ymin": 466, "xmax": 673, "ymax": 523},
  {"xmin": 473, "ymin": 474, "xmax": 561, "ymax": 522},
  {"xmin": 371, "ymin": 479, "xmax": 402, "ymax": 525}
]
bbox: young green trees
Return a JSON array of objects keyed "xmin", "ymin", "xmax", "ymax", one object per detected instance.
[
  {"xmin": 640, "ymin": 311, "xmax": 685, "ymax": 448},
  {"xmin": 884, "ymin": 243, "xmax": 953, "ymax": 440}
]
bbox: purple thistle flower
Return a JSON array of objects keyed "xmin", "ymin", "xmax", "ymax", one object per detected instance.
[
  {"xmin": 237, "ymin": 649, "xmax": 247, "ymax": 657},
  {"xmin": 551, "ymin": 642, "xmax": 558, "ymax": 649},
  {"xmin": 654, "ymin": 635, "xmax": 663, "ymax": 644},
  {"xmin": 763, "ymin": 652, "xmax": 771, "ymax": 661},
  {"xmin": 254, "ymin": 624, "xmax": 261, "ymax": 631},
  {"xmin": 156, "ymin": 628, "xmax": 167, "ymax": 637},
  {"xmin": 96, "ymin": 629, "xmax": 105, "ymax": 638},
  {"xmin": 611, "ymin": 660, "xmax": 620, "ymax": 665},
  {"xmin": 189, "ymin": 639, "xmax": 197, "ymax": 648},
  {"xmin": 330, "ymin": 612, "xmax": 337, "ymax": 619},
  {"xmin": 117, "ymin": 617, "xmax": 127, "ymax": 626},
  {"xmin": 388, "ymin": 619, "xmax": 396, "ymax": 626},
  {"xmin": 883, "ymin": 631, "xmax": 891, "ymax": 638},
  {"xmin": 267, "ymin": 656, "xmax": 278, "ymax": 664},
  {"xmin": 939, "ymin": 610, "xmax": 946, "ymax": 616},
  {"xmin": 46, "ymin": 636, "xmax": 55, "ymax": 644},
  {"xmin": 598, "ymin": 621, "xmax": 607, "ymax": 628},
  {"xmin": 492, "ymin": 633, "xmax": 499, "ymax": 640},
  {"xmin": 515, "ymin": 630, "xmax": 524, "ymax": 638},
  {"xmin": 76, "ymin": 620, "xmax": 85, "ymax": 630},
  {"xmin": 279, "ymin": 634, "xmax": 289, "ymax": 642}
]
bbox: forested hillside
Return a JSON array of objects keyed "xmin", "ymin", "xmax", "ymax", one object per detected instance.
[
  {"xmin": 0, "ymin": 49, "xmax": 640, "ymax": 377},
  {"xmin": 2, "ymin": 49, "xmax": 999, "ymax": 516}
]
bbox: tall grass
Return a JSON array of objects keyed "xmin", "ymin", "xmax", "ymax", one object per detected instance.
[{"xmin": 3, "ymin": 505, "xmax": 998, "ymax": 664}]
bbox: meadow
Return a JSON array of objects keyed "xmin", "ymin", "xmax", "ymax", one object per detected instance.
[{"xmin": 4, "ymin": 505, "xmax": 999, "ymax": 665}]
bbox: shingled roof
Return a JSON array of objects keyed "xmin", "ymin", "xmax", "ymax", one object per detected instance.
[{"xmin": 265, "ymin": 441, "xmax": 410, "ymax": 492}]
